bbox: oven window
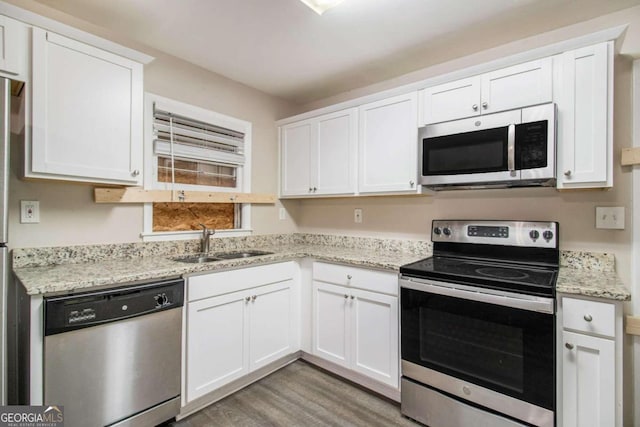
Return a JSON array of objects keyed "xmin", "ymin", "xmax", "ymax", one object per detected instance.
[
  {"xmin": 422, "ymin": 127, "xmax": 508, "ymax": 176},
  {"xmin": 420, "ymin": 308, "xmax": 524, "ymax": 393},
  {"xmin": 401, "ymin": 287, "xmax": 554, "ymax": 410}
]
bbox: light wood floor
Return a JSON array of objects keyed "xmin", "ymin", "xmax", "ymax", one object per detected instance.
[{"xmin": 172, "ymin": 361, "xmax": 419, "ymax": 427}]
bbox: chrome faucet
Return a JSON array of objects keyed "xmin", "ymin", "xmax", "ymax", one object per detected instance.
[{"xmin": 199, "ymin": 224, "xmax": 215, "ymax": 254}]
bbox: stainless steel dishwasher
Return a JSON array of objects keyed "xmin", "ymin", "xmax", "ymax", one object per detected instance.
[{"xmin": 43, "ymin": 278, "xmax": 184, "ymax": 427}]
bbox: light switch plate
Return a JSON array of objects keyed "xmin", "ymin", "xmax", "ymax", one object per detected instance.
[
  {"xmin": 595, "ymin": 206, "xmax": 624, "ymax": 229},
  {"xmin": 279, "ymin": 207, "xmax": 286, "ymax": 220},
  {"xmin": 20, "ymin": 200, "xmax": 40, "ymax": 224}
]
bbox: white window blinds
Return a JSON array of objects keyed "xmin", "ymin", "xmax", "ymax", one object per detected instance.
[{"xmin": 153, "ymin": 104, "xmax": 245, "ymax": 167}]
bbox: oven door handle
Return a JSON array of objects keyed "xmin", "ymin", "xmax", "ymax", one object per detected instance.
[{"xmin": 400, "ymin": 278, "xmax": 554, "ymax": 314}]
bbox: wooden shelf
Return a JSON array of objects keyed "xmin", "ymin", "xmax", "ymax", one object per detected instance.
[
  {"xmin": 621, "ymin": 147, "xmax": 640, "ymax": 166},
  {"xmin": 626, "ymin": 316, "xmax": 640, "ymax": 336},
  {"xmin": 94, "ymin": 187, "xmax": 275, "ymax": 204}
]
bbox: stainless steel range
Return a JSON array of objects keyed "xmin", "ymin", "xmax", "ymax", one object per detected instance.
[{"xmin": 399, "ymin": 220, "xmax": 559, "ymax": 427}]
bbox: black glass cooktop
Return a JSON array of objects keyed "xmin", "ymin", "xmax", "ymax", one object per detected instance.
[{"xmin": 400, "ymin": 255, "xmax": 558, "ymax": 297}]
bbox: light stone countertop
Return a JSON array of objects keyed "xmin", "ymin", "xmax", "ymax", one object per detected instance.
[
  {"xmin": 557, "ymin": 250, "xmax": 631, "ymax": 301},
  {"xmin": 11, "ymin": 234, "xmax": 632, "ymax": 301},
  {"xmin": 13, "ymin": 242, "xmax": 426, "ymax": 296},
  {"xmin": 556, "ymin": 268, "xmax": 630, "ymax": 301}
]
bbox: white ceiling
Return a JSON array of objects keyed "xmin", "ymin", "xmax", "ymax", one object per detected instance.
[{"xmin": 33, "ymin": 0, "xmax": 640, "ymax": 104}]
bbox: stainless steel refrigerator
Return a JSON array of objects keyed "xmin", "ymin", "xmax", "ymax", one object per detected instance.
[{"xmin": 0, "ymin": 77, "xmax": 10, "ymax": 406}]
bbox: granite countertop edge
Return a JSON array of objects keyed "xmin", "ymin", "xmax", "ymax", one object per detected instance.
[
  {"xmin": 13, "ymin": 243, "xmax": 632, "ymax": 301},
  {"xmin": 13, "ymin": 244, "xmax": 425, "ymax": 296}
]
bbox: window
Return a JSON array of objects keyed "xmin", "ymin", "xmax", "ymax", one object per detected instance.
[{"xmin": 142, "ymin": 93, "xmax": 252, "ymax": 241}]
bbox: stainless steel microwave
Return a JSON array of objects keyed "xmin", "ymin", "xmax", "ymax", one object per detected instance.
[{"xmin": 419, "ymin": 103, "xmax": 556, "ymax": 190}]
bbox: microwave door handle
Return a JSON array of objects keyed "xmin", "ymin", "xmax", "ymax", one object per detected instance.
[{"xmin": 507, "ymin": 124, "xmax": 516, "ymax": 172}]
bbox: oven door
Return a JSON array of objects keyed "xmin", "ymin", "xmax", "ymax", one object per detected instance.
[{"xmin": 400, "ymin": 277, "xmax": 555, "ymax": 427}]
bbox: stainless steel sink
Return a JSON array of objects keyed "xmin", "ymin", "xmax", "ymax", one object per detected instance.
[
  {"xmin": 213, "ymin": 250, "xmax": 273, "ymax": 259},
  {"xmin": 171, "ymin": 254, "xmax": 221, "ymax": 264}
]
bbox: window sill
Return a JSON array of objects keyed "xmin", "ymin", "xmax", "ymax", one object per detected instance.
[{"xmin": 141, "ymin": 228, "xmax": 253, "ymax": 242}]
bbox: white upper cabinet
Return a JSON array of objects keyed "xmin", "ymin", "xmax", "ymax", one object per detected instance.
[
  {"xmin": 314, "ymin": 109, "xmax": 357, "ymax": 195},
  {"xmin": 421, "ymin": 76, "xmax": 481, "ymax": 124},
  {"xmin": 280, "ymin": 108, "xmax": 357, "ymax": 197},
  {"xmin": 28, "ymin": 28, "xmax": 144, "ymax": 185},
  {"xmin": 0, "ymin": 15, "xmax": 28, "ymax": 78},
  {"xmin": 281, "ymin": 120, "xmax": 313, "ymax": 196},
  {"xmin": 420, "ymin": 57, "xmax": 552, "ymax": 125},
  {"xmin": 480, "ymin": 58, "xmax": 552, "ymax": 114},
  {"xmin": 359, "ymin": 92, "xmax": 419, "ymax": 194},
  {"xmin": 556, "ymin": 42, "xmax": 612, "ymax": 189}
]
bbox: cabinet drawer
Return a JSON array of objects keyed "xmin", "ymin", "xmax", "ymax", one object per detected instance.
[
  {"xmin": 563, "ymin": 297, "xmax": 615, "ymax": 337},
  {"xmin": 188, "ymin": 261, "xmax": 296, "ymax": 301},
  {"xmin": 313, "ymin": 262, "xmax": 398, "ymax": 296}
]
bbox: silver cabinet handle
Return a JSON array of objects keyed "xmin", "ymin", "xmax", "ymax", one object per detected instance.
[
  {"xmin": 313, "ymin": 187, "xmax": 317, "ymax": 192},
  {"xmin": 482, "ymin": 102, "xmax": 488, "ymax": 109},
  {"xmin": 350, "ymin": 295, "xmax": 355, "ymax": 300},
  {"xmin": 131, "ymin": 169, "xmax": 140, "ymax": 177},
  {"xmin": 245, "ymin": 296, "xmax": 251, "ymax": 302},
  {"xmin": 584, "ymin": 314, "xmax": 593, "ymax": 322},
  {"xmin": 564, "ymin": 170, "xmax": 572, "ymax": 177},
  {"xmin": 251, "ymin": 295, "xmax": 257, "ymax": 301},
  {"xmin": 409, "ymin": 180, "xmax": 415, "ymax": 187},
  {"xmin": 347, "ymin": 274, "xmax": 352, "ymax": 280},
  {"xmin": 472, "ymin": 104, "xmax": 478, "ymax": 111},
  {"xmin": 565, "ymin": 343, "xmax": 574, "ymax": 350},
  {"xmin": 344, "ymin": 294, "xmax": 348, "ymax": 299},
  {"xmin": 308, "ymin": 187, "xmax": 312, "ymax": 192}
]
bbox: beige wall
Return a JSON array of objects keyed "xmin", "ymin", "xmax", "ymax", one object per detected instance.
[{"xmin": 5, "ymin": 1, "xmax": 299, "ymax": 249}]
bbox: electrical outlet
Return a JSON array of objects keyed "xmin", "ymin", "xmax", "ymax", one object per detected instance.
[
  {"xmin": 20, "ymin": 200, "xmax": 40, "ymax": 224},
  {"xmin": 279, "ymin": 207, "xmax": 286, "ymax": 220},
  {"xmin": 354, "ymin": 208, "xmax": 363, "ymax": 224},
  {"xmin": 595, "ymin": 207, "xmax": 624, "ymax": 230}
]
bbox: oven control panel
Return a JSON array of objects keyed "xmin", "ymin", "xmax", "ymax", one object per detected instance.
[{"xmin": 432, "ymin": 220, "xmax": 558, "ymax": 248}]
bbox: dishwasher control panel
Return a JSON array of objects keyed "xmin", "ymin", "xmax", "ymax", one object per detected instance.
[{"xmin": 44, "ymin": 278, "xmax": 185, "ymax": 336}]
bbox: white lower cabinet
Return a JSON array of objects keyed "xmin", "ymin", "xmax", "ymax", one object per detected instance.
[
  {"xmin": 185, "ymin": 263, "xmax": 297, "ymax": 404},
  {"xmin": 187, "ymin": 290, "xmax": 249, "ymax": 400},
  {"xmin": 562, "ymin": 331, "xmax": 615, "ymax": 427},
  {"xmin": 559, "ymin": 295, "xmax": 621, "ymax": 427},
  {"xmin": 312, "ymin": 262, "xmax": 399, "ymax": 388}
]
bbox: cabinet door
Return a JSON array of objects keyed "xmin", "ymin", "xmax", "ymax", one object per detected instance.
[
  {"xmin": 280, "ymin": 120, "xmax": 313, "ymax": 196},
  {"xmin": 30, "ymin": 28, "xmax": 143, "ymax": 185},
  {"xmin": 359, "ymin": 92, "xmax": 419, "ymax": 194},
  {"xmin": 249, "ymin": 280, "xmax": 294, "ymax": 371},
  {"xmin": 314, "ymin": 109, "xmax": 357, "ymax": 195},
  {"xmin": 350, "ymin": 288, "xmax": 398, "ymax": 387},
  {"xmin": 312, "ymin": 282, "xmax": 350, "ymax": 368},
  {"xmin": 421, "ymin": 76, "xmax": 481, "ymax": 124},
  {"xmin": 481, "ymin": 57, "xmax": 552, "ymax": 114},
  {"xmin": 186, "ymin": 291, "xmax": 249, "ymax": 403},
  {"xmin": 562, "ymin": 331, "xmax": 615, "ymax": 427},
  {"xmin": 0, "ymin": 15, "xmax": 25, "ymax": 76},
  {"xmin": 557, "ymin": 43, "xmax": 611, "ymax": 188}
]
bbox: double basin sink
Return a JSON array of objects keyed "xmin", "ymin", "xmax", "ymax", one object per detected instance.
[{"xmin": 172, "ymin": 250, "xmax": 273, "ymax": 264}]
